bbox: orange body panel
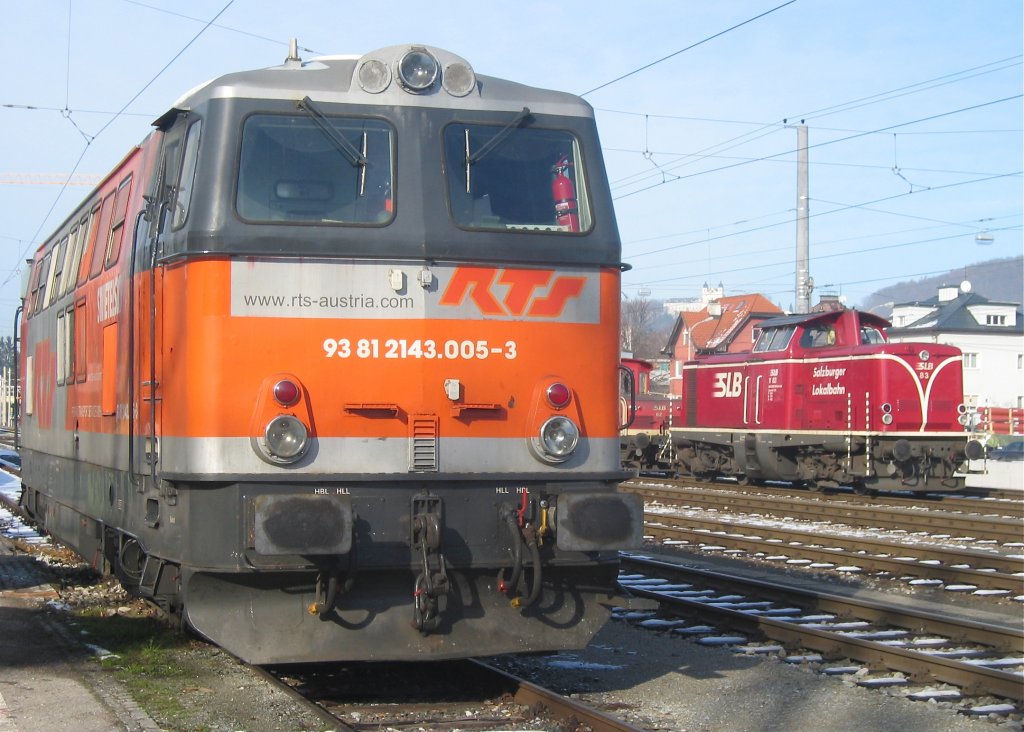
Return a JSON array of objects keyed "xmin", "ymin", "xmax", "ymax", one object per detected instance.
[{"xmin": 145, "ymin": 259, "xmax": 620, "ymax": 441}]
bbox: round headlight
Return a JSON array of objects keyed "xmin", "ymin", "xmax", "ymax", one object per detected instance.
[
  {"xmin": 262, "ymin": 415, "xmax": 309, "ymax": 463},
  {"xmin": 358, "ymin": 58, "xmax": 391, "ymax": 93},
  {"xmin": 532, "ymin": 416, "xmax": 579, "ymax": 463},
  {"xmin": 397, "ymin": 49, "xmax": 438, "ymax": 91},
  {"xmin": 442, "ymin": 62, "xmax": 476, "ymax": 96}
]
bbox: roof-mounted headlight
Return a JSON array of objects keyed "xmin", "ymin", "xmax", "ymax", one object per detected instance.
[
  {"xmin": 397, "ymin": 48, "xmax": 439, "ymax": 92},
  {"xmin": 442, "ymin": 62, "xmax": 476, "ymax": 96},
  {"xmin": 357, "ymin": 58, "xmax": 392, "ymax": 93}
]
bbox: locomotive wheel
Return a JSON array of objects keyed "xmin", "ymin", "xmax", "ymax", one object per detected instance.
[{"xmin": 851, "ymin": 482, "xmax": 877, "ymax": 497}]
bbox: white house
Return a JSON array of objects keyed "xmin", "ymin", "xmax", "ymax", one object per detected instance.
[{"xmin": 887, "ymin": 283, "xmax": 1023, "ymax": 411}]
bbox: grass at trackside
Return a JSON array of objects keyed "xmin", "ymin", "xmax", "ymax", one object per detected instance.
[{"xmin": 69, "ymin": 609, "xmax": 201, "ymax": 727}]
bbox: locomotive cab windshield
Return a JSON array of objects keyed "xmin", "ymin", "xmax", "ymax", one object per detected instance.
[
  {"xmin": 236, "ymin": 113, "xmax": 394, "ymax": 225},
  {"xmin": 444, "ymin": 123, "xmax": 591, "ymax": 233}
]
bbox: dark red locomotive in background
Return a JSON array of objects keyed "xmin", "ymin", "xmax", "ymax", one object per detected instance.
[{"xmin": 621, "ymin": 308, "xmax": 984, "ymax": 492}]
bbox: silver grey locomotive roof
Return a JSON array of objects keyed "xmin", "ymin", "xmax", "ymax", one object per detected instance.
[{"xmin": 160, "ymin": 44, "xmax": 595, "ymax": 121}]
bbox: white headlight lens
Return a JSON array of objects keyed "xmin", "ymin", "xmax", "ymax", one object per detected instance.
[
  {"xmin": 539, "ymin": 416, "xmax": 579, "ymax": 459},
  {"xmin": 263, "ymin": 415, "xmax": 309, "ymax": 463},
  {"xmin": 442, "ymin": 62, "xmax": 475, "ymax": 96},
  {"xmin": 358, "ymin": 58, "xmax": 391, "ymax": 93},
  {"xmin": 398, "ymin": 49, "xmax": 438, "ymax": 91}
]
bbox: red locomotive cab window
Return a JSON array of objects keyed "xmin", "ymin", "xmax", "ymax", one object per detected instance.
[
  {"xmin": 860, "ymin": 326, "xmax": 885, "ymax": 344},
  {"xmin": 800, "ymin": 325, "xmax": 837, "ymax": 349},
  {"xmin": 752, "ymin": 326, "xmax": 795, "ymax": 353}
]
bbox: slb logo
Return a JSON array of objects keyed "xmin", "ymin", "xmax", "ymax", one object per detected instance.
[
  {"xmin": 712, "ymin": 371, "xmax": 743, "ymax": 398},
  {"xmin": 440, "ymin": 267, "xmax": 586, "ymax": 318}
]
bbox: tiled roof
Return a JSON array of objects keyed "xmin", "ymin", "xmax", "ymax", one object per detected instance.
[
  {"xmin": 889, "ymin": 291, "xmax": 1024, "ymax": 335},
  {"xmin": 663, "ymin": 293, "xmax": 782, "ymax": 352}
]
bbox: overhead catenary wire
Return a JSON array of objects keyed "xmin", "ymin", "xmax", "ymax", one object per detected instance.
[
  {"xmin": 579, "ymin": 0, "xmax": 798, "ymax": 97},
  {"xmin": 625, "ymin": 170, "xmax": 1022, "ymax": 262},
  {"xmin": 612, "ymin": 95, "xmax": 1022, "ymax": 200},
  {"xmin": 602, "ymin": 55, "xmax": 1021, "ymax": 192},
  {"xmin": 3, "ymin": 0, "xmax": 236, "ymax": 286}
]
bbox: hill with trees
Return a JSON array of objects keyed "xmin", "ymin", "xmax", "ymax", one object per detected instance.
[{"xmin": 857, "ymin": 256, "xmax": 1022, "ymax": 318}]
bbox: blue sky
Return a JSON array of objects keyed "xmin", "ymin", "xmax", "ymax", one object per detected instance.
[{"xmin": 2, "ymin": 1, "xmax": 1021, "ymax": 337}]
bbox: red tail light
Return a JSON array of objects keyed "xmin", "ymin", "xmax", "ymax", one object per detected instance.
[
  {"xmin": 273, "ymin": 379, "xmax": 300, "ymax": 407},
  {"xmin": 546, "ymin": 382, "xmax": 571, "ymax": 409}
]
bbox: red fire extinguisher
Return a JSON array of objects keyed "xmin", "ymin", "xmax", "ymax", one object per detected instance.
[{"xmin": 551, "ymin": 155, "xmax": 580, "ymax": 232}]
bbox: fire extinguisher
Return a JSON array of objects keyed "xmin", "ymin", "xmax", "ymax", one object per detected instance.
[{"xmin": 551, "ymin": 155, "xmax": 580, "ymax": 232}]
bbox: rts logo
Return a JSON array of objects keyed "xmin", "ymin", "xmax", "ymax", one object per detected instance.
[{"xmin": 439, "ymin": 267, "xmax": 586, "ymax": 318}]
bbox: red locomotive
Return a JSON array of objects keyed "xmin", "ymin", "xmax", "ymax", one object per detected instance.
[
  {"xmin": 622, "ymin": 308, "xmax": 984, "ymax": 492},
  {"xmin": 620, "ymin": 358, "xmax": 681, "ymax": 472}
]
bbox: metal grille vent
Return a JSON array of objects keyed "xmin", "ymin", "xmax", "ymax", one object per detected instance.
[{"xmin": 410, "ymin": 414, "xmax": 439, "ymax": 472}]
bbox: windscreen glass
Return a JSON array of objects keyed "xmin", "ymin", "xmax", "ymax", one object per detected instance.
[
  {"xmin": 236, "ymin": 114, "xmax": 393, "ymax": 225},
  {"xmin": 444, "ymin": 124, "xmax": 591, "ymax": 233}
]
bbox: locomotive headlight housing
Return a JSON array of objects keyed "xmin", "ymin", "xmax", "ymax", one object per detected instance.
[
  {"xmin": 357, "ymin": 58, "xmax": 392, "ymax": 93},
  {"xmin": 260, "ymin": 415, "xmax": 309, "ymax": 464},
  {"xmin": 531, "ymin": 416, "xmax": 579, "ymax": 464},
  {"xmin": 442, "ymin": 62, "xmax": 476, "ymax": 96},
  {"xmin": 397, "ymin": 48, "xmax": 439, "ymax": 91}
]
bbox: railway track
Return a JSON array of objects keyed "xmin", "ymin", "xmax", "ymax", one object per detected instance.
[
  {"xmin": 0, "ymin": 485, "xmax": 644, "ymax": 732},
  {"xmin": 625, "ymin": 482, "xmax": 1023, "ymax": 543},
  {"xmin": 626, "ymin": 476, "xmax": 1024, "ymax": 519},
  {"xmin": 259, "ymin": 658, "xmax": 646, "ymax": 731},
  {"xmin": 617, "ymin": 554, "xmax": 1023, "ymax": 706},
  {"xmin": 642, "ymin": 510, "xmax": 1023, "ymax": 595},
  {"xmin": 623, "ymin": 478, "xmax": 1024, "ymax": 598}
]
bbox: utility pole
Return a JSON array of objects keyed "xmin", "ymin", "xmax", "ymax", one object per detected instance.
[{"xmin": 795, "ymin": 124, "xmax": 811, "ymax": 313}]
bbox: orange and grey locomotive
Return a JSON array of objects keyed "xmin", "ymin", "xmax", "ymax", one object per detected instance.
[{"xmin": 17, "ymin": 44, "xmax": 641, "ymax": 663}]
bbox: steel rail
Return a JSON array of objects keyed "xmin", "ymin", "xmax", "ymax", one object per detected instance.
[
  {"xmin": 643, "ymin": 513, "xmax": 1023, "ymax": 592},
  {"xmin": 620, "ymin": 555, "xmax": 1024, "ymax": 702},
  {"xmin": 625, "ymin": 484, "xmax": 1023, "ymax": 543},
  {"xmin": 472, "ymin": 659, "xmax": 648, "ymax": 732},
  {"xmin": 626, "ymin": 477, "xmax": 1024, "ymax": 519}
]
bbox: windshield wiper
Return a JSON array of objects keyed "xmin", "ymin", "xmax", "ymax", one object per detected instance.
[
  {"xmin": 467, "ymin": 106, "xmax": 532, "ymax": 166},
  {"xmin": 463, "ymin": 107, "xmax": 532, "ymax": 192},
  {"xmin": 296, "ymin": 96, "xmax": 367, "ymax": 168}
]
